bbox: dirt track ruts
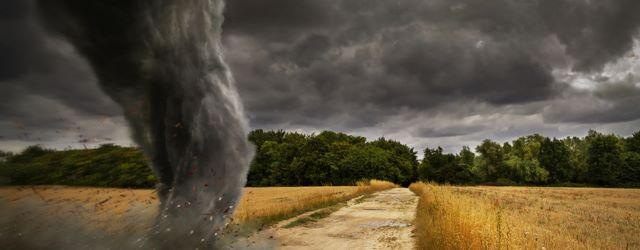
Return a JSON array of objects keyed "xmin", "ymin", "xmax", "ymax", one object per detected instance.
[{"xmin": 235, "ymin": 188, "xmax": 418, "ymax": 250}]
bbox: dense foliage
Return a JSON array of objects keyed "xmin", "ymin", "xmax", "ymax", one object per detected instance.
[
  {"xmin": 1, "ymin": 129, "xmax": 639, "ymax": 188},
  {"xmin": 0, "ymin": 130, "xmax": 419, "ymax": 187},
  {"xmin": 418, "ymin": 130, "xmax": 640, "ymax": 187},
  {"xmin": 0, "ymin": 144, "xmax": 156, "ymax": 188},
  {"xmin": 247, "ymin": 130, "xmax": 418, "ymax": 186}
]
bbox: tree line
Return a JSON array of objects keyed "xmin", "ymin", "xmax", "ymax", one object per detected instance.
[
  {"xmin": 420, "ymin": 130, "xmax": 640, "ymax": 187},
  {"xmin": 0, "ymin": 144, "xmax": 155, "ymax": 188},
  {"xmin": 1, "ymin": 129, "xmax": 639, "ymax": 188},
  {"xmin": 247, "ymin": 129, "xmax": 418, "ymax": 186},
  {"xmin": 248, "ymin": 129, "xmax": 640, "ymax": 187}
]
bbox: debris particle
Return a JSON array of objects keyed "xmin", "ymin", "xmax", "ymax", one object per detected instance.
[{"xmin": 98, "ymin": 197, "xmax": 111, "ymax": 205}]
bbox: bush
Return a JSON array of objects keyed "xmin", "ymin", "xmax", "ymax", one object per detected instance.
[{"xmin": 495, "ymin": 178, "xmax": 517, "ymax": 186}]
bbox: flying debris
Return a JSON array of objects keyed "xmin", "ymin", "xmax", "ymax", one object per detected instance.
[{"xmin": 13, "ymin": 121, "xmax": 25, "ymax": 130}]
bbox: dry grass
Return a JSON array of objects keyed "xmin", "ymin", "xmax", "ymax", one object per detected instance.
[
  {"xmin": 0, "ymin": 186, "xmax": 157, "ymax": 234},
  {"xmin": 234, "ymin": 179, "xmax": 396, "ymax": 224},
  {"xmin": 0, "ymin": 180, "xmax": 396, "ymax": 235},
  {"xmin": 409, "ymin": 182, "xmax": 640, "ymax": 250}
]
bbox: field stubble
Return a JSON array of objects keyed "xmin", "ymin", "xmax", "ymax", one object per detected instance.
[
  {"xmin": 410, "ymin": 182, "xmax": 640, "ymax": 250},
  {"xmin": 0, "ymin": 180, "xmax": 396, "ymax": 237}
]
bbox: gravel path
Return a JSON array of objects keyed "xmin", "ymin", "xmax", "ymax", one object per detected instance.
[{"xmin": 235, "ymin": 188, "xmax": 418, "ymax": 250}]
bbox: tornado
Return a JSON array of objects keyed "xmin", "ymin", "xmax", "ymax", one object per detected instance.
[{"xmin": 37, "ymin": 0, "xmax": 252, "ymax": 248}]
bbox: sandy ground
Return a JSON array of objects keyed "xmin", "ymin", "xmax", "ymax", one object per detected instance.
[
  {"xmin": 0, "ymin": 186, "xmax": 157, "ymax": 233},
  {"xmin": 0, "ymin": 186, "xmax": 415, "ymax": 249},
  {"xmin": 234, "ymin": 188, "xmax": 418, "ymax": 250},
  {"xmin": 0, "ymin": 186, "xmax": 157, "ymax": 249}
]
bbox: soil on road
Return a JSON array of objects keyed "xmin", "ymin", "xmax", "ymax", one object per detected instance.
[{"xmin": 235, "ymin": 188, "xmax": 418, "ymax": 250}]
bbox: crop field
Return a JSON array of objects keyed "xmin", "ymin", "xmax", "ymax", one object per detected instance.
[
  {"xmin": 234, "ymin": 180, "xmax": 395, "ymax": 224},
  {"xmin": 7, "ymin": 182, "xmax": 637, "ymax": 249},
  {"xmin": 0, "ymin": 180, "xmax": 395, "ymax": 238},
  {"xmin": 410, "ymin": 183, "xmax": 640, "ymax": 250}
]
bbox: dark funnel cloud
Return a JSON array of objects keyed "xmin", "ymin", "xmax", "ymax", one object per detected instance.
[{"xmin": 34, "ymin": 0, "xmax": 252, "ymax": 248}]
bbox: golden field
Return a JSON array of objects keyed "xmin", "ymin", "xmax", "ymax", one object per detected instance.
[
  {"xmin": 409, "ymin": 183, "xmax": 640, "ymax": 250},
  {"xmin": 0, "ymin": 180, "xmax": 395, "ymax": 235},
  {"xmin": 234, "ymin": 180, "xmax": 396, "ymax": 224}
]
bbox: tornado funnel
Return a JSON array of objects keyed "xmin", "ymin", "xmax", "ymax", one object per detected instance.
[{"xmin": 38, "ymin": 0, "xmax": 252, "ymax": 247}]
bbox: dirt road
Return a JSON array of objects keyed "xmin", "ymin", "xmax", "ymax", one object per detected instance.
[{"xmin": 236, "ymin": 188, "xmax": 418, "ymax": 250}]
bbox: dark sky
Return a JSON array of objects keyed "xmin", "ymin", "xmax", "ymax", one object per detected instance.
[{"xmin": 2, "ymin": 0, "xmax": 640, "ymax": 153}]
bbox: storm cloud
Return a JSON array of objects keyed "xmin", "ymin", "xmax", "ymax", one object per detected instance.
[
  {"xmin": 222, "ymin": 0, "xmax": 640, "ymax": 150},
  {"xmin": 0, "ymin": 1, "xmax": 124, "ymax": 150},
  {"xmin": 2, "ymin": 0, "xmax": 640, "ymax": 153}
]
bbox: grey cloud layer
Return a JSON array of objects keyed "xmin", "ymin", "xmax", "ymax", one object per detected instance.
[
  {"xmin": 1, "ymin": 1, "xmax": 123, "ymax": 146},
  {"xmin": 223, "ymin": 0, "xmax": 640, "ymax": 130},
  {"xmin": 2, "ymin": 0, "xmax": 640, "ymax": 152}
]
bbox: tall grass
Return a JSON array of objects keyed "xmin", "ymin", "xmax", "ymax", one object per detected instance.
[
  {"xmin": 410, "ymin": 182, "xmax": 559, "ymax": 249},
  {"xmin": 1, "ymin": 181, "xmax": 397, "ymax": 237},
  {"xmin": 231, "ymin": 180, "xmax": 396, "ymax": 233},
  {"xmin": 410, "ymin": 182, "xmax": 512, "ymax": 249},
  {"xmin": 234, "ymin": 180, "xmax": 395, "ymax": 223},
  {"xmin": 410, "ymin": 182, "xmax": 640, "ymax": 249},
  {"xmin": 356, "ymin": 179, "xmax": 397, "ymax": 192}
]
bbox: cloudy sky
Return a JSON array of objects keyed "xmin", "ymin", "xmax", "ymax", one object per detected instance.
[{"xmin": 2, "ymin": 0, "xmax": 640, "ymax": 154}]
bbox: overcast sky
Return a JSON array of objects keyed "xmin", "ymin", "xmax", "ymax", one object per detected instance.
[{"xmin": 2, "ymin": 0, "xmax": 640, "ymax": 154}]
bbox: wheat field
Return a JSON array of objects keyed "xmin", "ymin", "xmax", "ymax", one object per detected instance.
[
  {"xmin": 410, "ymin": 183, "xmax": 640, "ymax": 250},
  {"xmin": 234, "ymin": 180, "xmax": 396, "ymax": 223},
  {"xmin": 0, "ymin": 180, "xmax": 395, "ymax": 236}
]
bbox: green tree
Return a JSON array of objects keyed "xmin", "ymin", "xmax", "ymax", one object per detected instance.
[
  {"xmin": 504, "ymin": 156, "xmax": 548, "ymax": 184},
  {"xmin": 587, "ymin": 131, "xmax": 623, "ymax": 185},
  {"xmin": 627, "ymin": 130, "xmax": 640, "ymax": 154},
  {"xmin": 621, "ymin": 130, "xmax": 640, "ymax": 185},
  {"xmin": 459, "ymin": 146, "xmax": 475, "ymax": 169},
  {"xmin": 539, "ymin": 138, "xmax": 572, "ymax": 183},
  {"xmin": 419, "ymin": 147, "xmax": 472, "ymax": 184},
  {"xmin": 562, "ymin": 136, "xmax": 589, "ymax": 182},
  {"xmin": 475, "ymin": 140, "xmax": 505, "ymax": 182},
  {"xmin": 620, "ymin": 152, "xmax": 640, "ymax": 185},
  {"xmin": 370, "ymin": 138, "xmax": 418, "ymax": 186}
]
